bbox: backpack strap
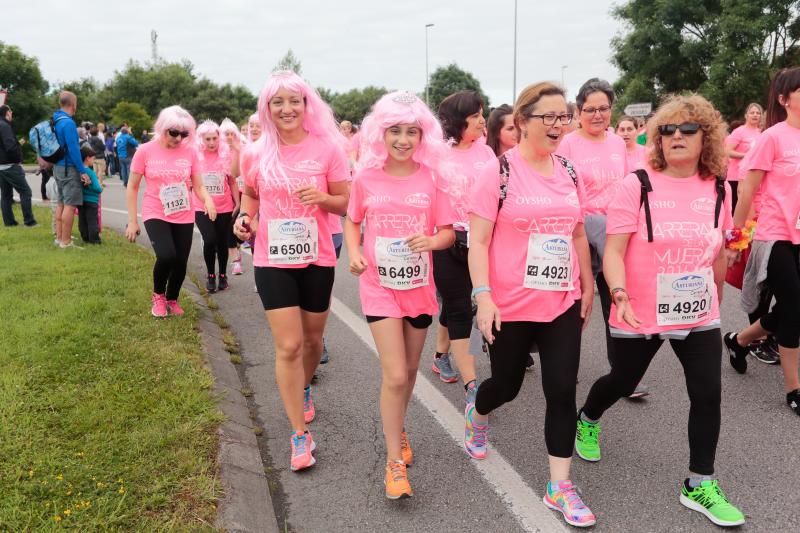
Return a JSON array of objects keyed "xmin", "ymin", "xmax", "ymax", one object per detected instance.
[
  {"xmin": 497, "ymin": 153, "xmax": 510, "ymax": 211},
  {"xmin": 634, "ymin": 169, "xmax": 654, "ymax": 243},
  {"xmin": 554, "ymin": 154, "xmax": 578, "ymax": 187},
  {"xmin": 713, "ymin": 176, "xmax": 726, "ymax": 229}
]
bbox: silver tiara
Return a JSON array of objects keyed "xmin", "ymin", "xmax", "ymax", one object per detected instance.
[
  {"xmin": 392, "ymin": 91, "xmax": 418, "ymax": 105},
  {"xmin": 272, "ymin": 69, "xmax": 295, "ymax": 77}
]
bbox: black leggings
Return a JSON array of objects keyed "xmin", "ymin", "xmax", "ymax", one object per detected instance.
[
  {"xmin": 195, "ymin": 211, "xmax": 233, "ymax": 276},
  {"xmin": 475, "ymin": 302, "xmax": 582, "ymax": 458},
  {"xmin": 433, "ymin": 235, "xmax": 472, "ymax": 340},
  {"xmin": 759, "ymin": 241, "xmax": 800, "ymax": 348},
  {"xmin": 143, "ymin": 219, "xmax": 194, "ymax": 301},
  {"xmin": 595, "ymin": 272, "xmax": 616, "ymax": 364},
  {"xmin": 581, "ymin": 328, "xmax": 722, "ymax": 475}
]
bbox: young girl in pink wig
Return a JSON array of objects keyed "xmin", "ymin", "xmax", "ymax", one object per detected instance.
[
  {"xmin": 193, "ymin": 120, "xmax": 240, "ymax": 292},
  {"xmin": 232, "ymin": 71, "xmax": 350, "ymax": 472},
  {"xmin": 344, "ymin": 91, "xmax": 456, "ymax": 499}
]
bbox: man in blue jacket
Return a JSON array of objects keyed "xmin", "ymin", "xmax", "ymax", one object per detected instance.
[
  {"xmin": 53, "ymin": 91, "xmax": 90, "ymax": 248},
  {"xmin": 0, "ymin": 105, "xmax": 37, "ymax": 227}
]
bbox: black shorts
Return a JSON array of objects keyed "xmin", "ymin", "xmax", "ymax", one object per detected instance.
[
  {"xmin": 254, "ymin": 265, "xmax": 335, "ymax": 312},
  {"xmin": 365, "ymin": 314, "xmax": 433, "ymax": 330}
]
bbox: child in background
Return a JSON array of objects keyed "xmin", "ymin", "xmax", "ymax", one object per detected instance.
[{"xmin": 78, "ymin": 145, "xmax": 103, "ymax": 244}]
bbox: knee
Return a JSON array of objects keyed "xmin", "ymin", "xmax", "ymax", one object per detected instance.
[
  {"xmin": 303, "ymin": 337, "xmax": 323, "ymax": 357},
  {"xmin": 382, "ymin": 367, "xmax": 409, "ymax": 392},
  {"xmin": 157, "ymin": 250, "xmax": 178, "ymax": 265},
  {"xmin": 275, "ymin": 338, "xmax": 303, "ymax": 360}
]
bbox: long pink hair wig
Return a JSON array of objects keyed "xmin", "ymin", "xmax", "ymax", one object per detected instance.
[
  {"xmin": 247, "ymin": 71, "xmax": 346, "ymax": 185},
  {"xmin": 220, "ymin": 117, "xmax": 245, "ymax": 144},
  {"xmin": 153, "ymin": 105, "xmax": 196, "ymax": 147},
  {"xmin": 195, "ymin": 119, "xmax": 231, "ymax": 165}
]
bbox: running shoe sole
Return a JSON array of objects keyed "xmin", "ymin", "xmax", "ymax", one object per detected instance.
[
  {"xmin": 431, "ymin": 363, "xmax": 458, "ymax": 383},
  {"xmin": 384, "ymin": 484, "xmax": 413, "ymax": 500},
  {"xmin": 575, "ymin": 448, "xmax": 601, "ymax": 462},
  {"xmin": 543, "ymin": 496, "xmax": 597, "ymax": 528},
  {"xmin": 679, "ymin": 494, "xmax": 745, "ymax": 527},
  {"xmin": 290, "ymin": 440, "xmax": 317, "ymax": 472}
]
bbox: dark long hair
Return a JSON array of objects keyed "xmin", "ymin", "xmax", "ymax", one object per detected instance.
[
  {"xmin": 486, "ymin": 105, "xmax": 513, "ymax": 156},
  {"xmin": 438, "ymin": 90, "xmax": 484, "ymax": 143},
  {"xmin": 766, "ymin": 67, "xmax": 800, "ymax": 128}
]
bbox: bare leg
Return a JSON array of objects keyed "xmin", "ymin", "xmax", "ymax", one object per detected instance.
[
  {"xmin": 370, "ymin": 318, "xmax": 409, "ymax": 462},
  {"xmin": 265, "ymin": 307, "xmax": 306, "ymax": 432}
]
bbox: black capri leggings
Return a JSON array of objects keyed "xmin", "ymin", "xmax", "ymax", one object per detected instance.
[
  {"xmin": 143, "ymin": 219, "xmax": 194, "ymax": 301},
  {"xmin": 195, "ymin": 211, "xmax": 233, "ymax": 276},
  {"xmin": 759, "ymin": 241, "xmax": 800, "ymax": 348},
  {"xmin": 581, "ymin": 328, "xmax": 722, "ymax": 475},
  {"xmin": 475, "ymin": 301, "xmax": 582, "ymax": 458},
  {"xmin": 433, "ymin": 233, "xmax": 472, "ymax": 340}
]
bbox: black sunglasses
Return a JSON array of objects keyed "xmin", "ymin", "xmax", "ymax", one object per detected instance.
[
  {"xmin": 658, "ymin": 123, "xmax": 701, "ymax": 136},
  {"xmin": 167, "ymin": 129, "xmax": 190, "ymax": 138}
]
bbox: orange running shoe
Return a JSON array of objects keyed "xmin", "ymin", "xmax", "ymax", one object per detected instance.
[
  {"xmin": 400, "ymin": 431, "xmax": 413, "ymax": 466},
  {"xmin": 385, "ymin": 460, "xmax": 412, "ymax": 500}
]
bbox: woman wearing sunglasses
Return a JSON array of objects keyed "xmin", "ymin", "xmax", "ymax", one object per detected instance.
[
  {"xmin": 233, "ymin": 71, "xmax": 349, "ymax": 472},
  {"xmin": 469, "ymin": 82, "xmax": 596, "ymax": 527},
  {"xmin": 575, "ymin": 94, "xmax": 745, "ymax": 527},
  {"xmin": 556, "ymin": 79, "xmax": 642, "ymax": 395},
  {"xmin": 125, "ymin": 105, "xmax": 217, "ymax": 317},
  {"xmin": 724, "ymin": 67, "xmax": 800, "ymax": 417}
]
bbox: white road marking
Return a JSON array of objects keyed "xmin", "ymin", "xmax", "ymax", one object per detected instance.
[{"xmin": 330, "ymin": 297, "xmax": 567, "ymax": 533}]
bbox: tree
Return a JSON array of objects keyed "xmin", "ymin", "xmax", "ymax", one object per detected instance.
[
  {"xmin": 425, "ymin": 63, "xmax": 490, "ymax": 115},
  {"xmin": 327, "ymin": 86, "xmax": 389, "ymax": 124},
  {"xmin": 110, "ymin": 101, "xmax": 152, "ymax": 135},
  {"xmin": 52, "ymin": 77, "xmax": 104, "ymax": 125},
  {"xmin": 611, "ymin": 0, "xmax": 800, "ymax": 120},
  {"xmin": 0, "ymin": 42, "xmax": 50, "ymax": 139},
  {"xmin": 273, "ymin": 49, "xmax": 302, "ymax": 75}
]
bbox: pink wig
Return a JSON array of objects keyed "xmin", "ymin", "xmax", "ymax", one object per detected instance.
[
  {"xmin": 153, "ymin": 105, "xmax": 196, "ymax": 147},
  {"xmin": 247, "ymin": 113, "xmax": 260, "ymax": 143},
  {"xmin": 246, "ymin": 71, "xmax": 346, "ymax": 186},
  {"xmin": 195, "ymin": 119, "xmax": 231, "ymax": 165},
  {"xmin": 358, "ymin": 91, "xmax": 456, "ymax": 185},
  {"xmin": 219, "ymin": 117, "xmax": 243, "ymax": 142}
]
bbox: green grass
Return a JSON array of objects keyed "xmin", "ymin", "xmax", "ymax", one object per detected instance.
[{"xmin": 0, "ymin": 207, "xmax": 223, "ymax": 531}]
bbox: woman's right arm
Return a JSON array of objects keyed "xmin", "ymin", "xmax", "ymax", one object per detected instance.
[
  {"xmin": 344, "ymin": 216, "xmax": 367, "ymax": 276},
  {"xmin": 233, "ymin": 185, "xmax": 259, "ymax": 241},
  {"xmin": 603, "ymin": 233, "xmax": 641, "ymax": 328},
  {"xmin": 125, "ymin": 172, "xmax": 143, "ymax": 241},
  {"xmin": 733, "ymin": 169, "xmax": 764, "ymax": 228}
]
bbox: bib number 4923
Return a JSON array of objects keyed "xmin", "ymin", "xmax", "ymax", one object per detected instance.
[{"xmin": 523, "ymin": 233, "xmax": 573, "ymax": 291}]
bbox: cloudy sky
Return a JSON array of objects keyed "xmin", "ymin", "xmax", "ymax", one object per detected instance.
[{"xmin": 5, "ymin": 0, "xmax": 623, "ymax": 108}]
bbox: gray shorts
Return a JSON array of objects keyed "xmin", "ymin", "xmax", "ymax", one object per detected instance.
[
  {"xmin": 584, "ymin": 213, "xmax": 607, "ymax": 277},
  {"xmin": 54, "ymin": 165, "xmax": 83, "ymax": 206}
]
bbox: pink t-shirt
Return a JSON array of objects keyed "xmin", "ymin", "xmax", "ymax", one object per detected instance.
[
  {"xmin": 625, "ymin": 144, "xmax": 647, "ymax": 171},
  {"xmin": 193, "ymin": 149, "xmax": 236, "ymax": 214},
  {"xmin": 606, "ymin": 168, "xmax": 733, "ymax": 335},
  {"xmin": 448, "ymin": 141, "xmax": 496, "ymax": 229},
  {"xmin": 725, "ymin": 126, "xmax": 761, "ymax": 182},
  {"xmin": 557, "ymin": 131, "xmax": 628, "ymax": 215},
  {"xmin": 743, "ymin": 121, "xmax": 800, "ymax": 244},
  {"xmin": 347, "ymin": 165, "xmax": 457, "ymax": 318},
  {"xmin": 242, "ymin": 133, "xmax": 350, "ymax": 268},
  {"xmin": 131, "ymin": 141, "xmax": 200, "ymax": 224},
  {"xmin": 469, "ymin": 146, "xmax": 585, "ymax": 322}
]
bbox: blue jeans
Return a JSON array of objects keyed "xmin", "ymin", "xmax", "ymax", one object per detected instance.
[{"xmin": 119, "ymin": 157, "xmax": 132, "ymax": 187}]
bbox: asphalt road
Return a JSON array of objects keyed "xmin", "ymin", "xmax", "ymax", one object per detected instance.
[{"xmin": 22, "ymin": 171, "xmax": 799, "ymax": 532}]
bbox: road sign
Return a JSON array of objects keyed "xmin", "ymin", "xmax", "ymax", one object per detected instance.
[{"xmin": 624, "ymin": 102, "xmax": 652, "ymax": 116}]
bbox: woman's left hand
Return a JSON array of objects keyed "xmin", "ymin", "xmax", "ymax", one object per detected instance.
[
  {"xmin": 295, "ymin": 185, "xmax": 328, "ymax": 206},
  {"xmin": 724, "ymin": 248, "xmax": 741, "ymax": 268},
  {"xmin": 205, "ymin": 199, "xmax": 217, "ymax": 221},
  {"xmin": 580, "ymin": 289, "xmax": 594, "ymax": 331},
  {"xmin": 405, "ymin": 233, "xmax": 434, "ymax": 253}
]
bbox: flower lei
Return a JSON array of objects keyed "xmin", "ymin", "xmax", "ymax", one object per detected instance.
[{"xmin": 725, "ymin": 219, "xmax": 757, "ymax": 251}]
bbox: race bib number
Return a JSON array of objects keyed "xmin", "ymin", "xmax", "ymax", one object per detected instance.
[
  {"xmin": 203, "ymin": 172, "xmax": 224, "ymax": 196},
  {"xmin": 656, "ymin": 268, "xmax": 713, "ymax": 326},
  {"xmin": 267, "ymin": 218, "xmax": 318, "ymax": 265},
  {"xmin": 159, "ymin": 182, "xmax": 191, "ymax": 216},
  {"xmin": 523, "ymin": 233, "xmax": 573, "ymax": 291},
  {"xmin": 374, "ymin": 236, "xmax": 430, "ymax": 290}
]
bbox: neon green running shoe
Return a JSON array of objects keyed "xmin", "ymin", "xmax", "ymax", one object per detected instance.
[
  {"xmin": 575, "ymin": 418, "xmax": 601, "ymax": 462},
  {"xmin": 680, "ymin": 479, "xmax": 745, "ymax": 527}
]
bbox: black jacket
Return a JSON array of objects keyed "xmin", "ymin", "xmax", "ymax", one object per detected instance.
[{"xmin": 0, "ymin": 118, "xmax": 22, "ymax": 165}]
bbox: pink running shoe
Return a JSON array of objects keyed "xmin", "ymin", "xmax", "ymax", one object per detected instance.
[
  {"xmin": 464, "ymin": 404, "xmax": 488, "ymax": 459},
  {"xmin": 290, "ymin": 431, "xmax": 316, "ymax": 471},
  {"xmin": 166, "ymin": 299, "xmax": 185, "ymax": 316},
  {"xmin": 151, "ymin": 293, "xmax": 167, "ymax": 318},
  {"xmin": 303, "ymin": 386, "xmax": 316, "ymax": 423},
  {"xmin": 232, "ymin": 259, "xmax": 243, "ymax": 275},
  {"xmin": 543, "ymin": 480, "xmax": 597, "ymax": 528}
]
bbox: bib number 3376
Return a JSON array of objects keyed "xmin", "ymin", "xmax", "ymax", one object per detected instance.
[
  {"xmin": 267, "ymin": 218, "xmax": 319, "ymax": 265},
  {"xmin": 523, "ymin": 233, "xmax": 573, "ymax": 291}
]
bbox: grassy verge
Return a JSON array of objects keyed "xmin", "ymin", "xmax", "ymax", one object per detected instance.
[{"xmin": 0, "ymin": 207, "xmax": 222, "ymax": 530}]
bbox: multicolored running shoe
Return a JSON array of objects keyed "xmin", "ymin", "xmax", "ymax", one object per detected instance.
[{"xmin": 543, "ymin": 480, "xmax": 597, "ymax": 528}]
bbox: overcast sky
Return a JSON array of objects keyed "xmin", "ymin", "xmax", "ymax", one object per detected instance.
[{"xmin": 5, "ymin": 1, "xmax": 623, "ymax": 109}]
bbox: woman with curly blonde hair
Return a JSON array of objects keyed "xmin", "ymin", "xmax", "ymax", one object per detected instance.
[{"xmin": 574, "ymin": 94, "xmax": 745, "ymax": 527}]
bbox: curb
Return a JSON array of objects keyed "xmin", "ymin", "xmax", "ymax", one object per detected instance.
[{"xmin": 184, "ymin": 285, "xmax": 279, "ymax": 533}]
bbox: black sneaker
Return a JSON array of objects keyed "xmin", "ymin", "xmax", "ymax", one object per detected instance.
[
  {"xmin": 723, "ymin": 332, "xmax": 748, "ymax": 374},
  {"xmin": 787, "ymin": 389, "xmax": 800, "ymax": 416},
  {"xmin": 525, "ymin": 354, "xmax": 535, "ymax": 371},
  {"xmin": 206, "ymin": 274, "xmax": 217, "ymax": 294},
  {"xmin": 320, "ymin": 340, "xmax": 330, "ymax": 364},
  {"xmin": 747, "ymin": 339, "xmax": 780, "ymax": 364},
  {"xmin": 766, "ymin": 335, "xmax": 781, "ymax": 363},
  {"xmin": 217, "ymin": 274, "xmax": 229, "ymax": 291}
]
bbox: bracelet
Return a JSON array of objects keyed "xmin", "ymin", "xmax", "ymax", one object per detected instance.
[
  {"xmin": 471, "ymin": 285, "xmax": 491, "ymax": 300},
  {"xmin": 237, "ymin": 212, "xmax": 251, "ymax": 220},
  {"xmin": 610, "ymin": 287, "xmax": 627, "ymax": 299},
  {"xmin": 725, "ymin": 219, "xmax": 756, "ymax": 251}
]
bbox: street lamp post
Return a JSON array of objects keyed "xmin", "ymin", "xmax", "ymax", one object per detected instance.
[
  {"xmin": 561, "ymin": 65, "xmax": 568, "ymax": 93},
  {"xmin": 425, "ymin": 23, "xmax": 434, "ymax": 106},
  {"xmin": 513, "ymin": 0, "xmax": 518, "ymax": 103}
]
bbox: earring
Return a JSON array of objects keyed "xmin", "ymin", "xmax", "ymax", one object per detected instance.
[{"xmin": 522, "ymin": 130, "xmax": 528, "ymax": 139}]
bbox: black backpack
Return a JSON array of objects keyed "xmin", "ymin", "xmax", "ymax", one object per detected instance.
[
  {"xmin": 633, "ymin": 169, "xmax": 725, "ymax": 242},
  {"xmin": 498, "ymin": 153, "xmax": 578, "ymax": 211}
]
